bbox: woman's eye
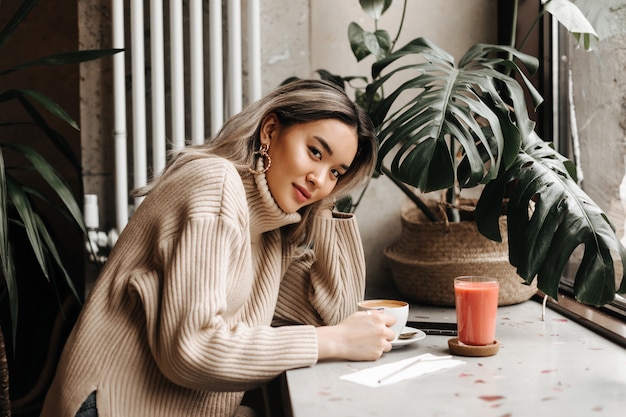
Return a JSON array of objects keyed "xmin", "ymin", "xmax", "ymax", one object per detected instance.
[
  {"xmin": 309, "ymin": 147, "xmax": 322, "ymax": 159},
  {"xmin": 331, "ymin": 169, "xmax": 341, "ymax": 179}
]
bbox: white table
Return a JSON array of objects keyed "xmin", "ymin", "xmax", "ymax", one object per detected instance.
[{"xmin": 283, "ymin": 299, "xmax": 626, "ymax": 417}]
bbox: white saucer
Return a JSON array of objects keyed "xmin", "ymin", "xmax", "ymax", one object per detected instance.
[{"xmin": 391, "ymin": 326, "xmax": 426, "ymax": 349}]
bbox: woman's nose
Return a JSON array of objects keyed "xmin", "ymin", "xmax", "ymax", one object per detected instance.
[{"xmin": 307, "ymin": 172, "xmax": 325, "ymax": 188}]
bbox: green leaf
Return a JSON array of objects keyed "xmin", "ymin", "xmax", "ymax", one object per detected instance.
[
  {"xmin": 336, "ymin": 195, "xmax": 353, "ymax": 213},
  {"xmin": 1, "ymin": 89, "xmax": 79, "ymax": 130},
  {"xmin": 349, "ymin": 22, "xmax": 369, "ymax": 61},
  {"xmin": 370, "ymin": 30, "xmax": 392, "ymax": 59},
  {"xmin": 0, "ymin": 48, "xmax": 123, "ymax": 76},
  {"xmin": 476, "ymin": 132, "xmax": 626, "ymax": 306},
  {"xmin": 459, "ymin": 43, "xmax": 543, "ymax": 110},
  {"xmin": 6, "ymin": 176, "xmax": 49, "ymax": 278},
  {"xmin": 0, "ymin": 148, "xmax": 19, "ymax": 342},
  {"xmin": 348, "ymin": 22, "xmax": 392, "ymax": 62},
  {"xmin": 0, "ymin": 0, "xmax": 39, "ymax": 49},
  {"xmin": 3, "ymin": 182, "xmax": 81, "ymax": 336},
  {"xmin": 315, "ymin": 70, "xmax": 346, "ymax": 90},
  {"xmin": 17, "ymin": 95, "xmax": 82, "ymax": 174},
  {"xmin": 281, "ymin": 76, "xmax": 301, "ymax": 86},
  {"xmin": 31, "ymin": 214, "xmax": 81, "ymax": 302},
  {"xmin": 21, "ymin": 185, "xmax": 74, "ymax": 226},
  {"xmin": 2, "ymin": 143, "xmax": 86, "ymax": 235},
  {"xmin": 359, "ymin": 0, "xmax": 393, "ymax": 20},
  {"xmin": 369, "ymin": 38, "xmax": 537, "ymax": 195},
  {"xmin": 0, "ymin": 89, "xmax": 20, "ymax": 103},
  {"xmin": 0, "ymin": 148, "xmax": 8, "ymax": 276}
]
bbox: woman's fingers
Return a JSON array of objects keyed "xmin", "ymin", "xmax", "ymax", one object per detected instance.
[{"xmin": 362, "ymin": 310, "xmax": 396, "ymax": 340}]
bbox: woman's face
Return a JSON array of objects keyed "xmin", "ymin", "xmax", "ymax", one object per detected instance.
[{"xmin": 261, "ymin": 114, "xmax": 358, "ymax": 213}]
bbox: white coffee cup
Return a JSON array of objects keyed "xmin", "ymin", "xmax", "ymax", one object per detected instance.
[{"xmin": 357, "ymin": 299, "xmax": 409, "ymax": 341}]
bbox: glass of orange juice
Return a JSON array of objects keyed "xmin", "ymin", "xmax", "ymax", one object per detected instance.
[{"xmin": 454, "ymin": 276, "xmax": 499, "ymax": 346}]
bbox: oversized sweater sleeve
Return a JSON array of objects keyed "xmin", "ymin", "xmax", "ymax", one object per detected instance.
[
  {"xmin": 127, "ymin": 160, "xmax": 318, "ymax": 393},
  {"xmin": 273, "ymin": 212, "xmax": 366, "ymax": 326}
]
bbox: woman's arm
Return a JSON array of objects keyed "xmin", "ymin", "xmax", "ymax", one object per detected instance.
[{"xmin": 274, "ymin": 212, "xmax": 367, "ymax": 326}]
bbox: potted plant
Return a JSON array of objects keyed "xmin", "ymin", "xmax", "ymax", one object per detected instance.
[
  {"xmin": 0, "ymin": 0, "xmax": 121, "ymax": 410},
  {"xmin": 290, "ymin": 0, "xmax": 626, "ymax": 307}
]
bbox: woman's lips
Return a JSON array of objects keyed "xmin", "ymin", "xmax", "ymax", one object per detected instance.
[{"xmin": 293, "ymin": 184, "xmax": 311, "ymax": 203}]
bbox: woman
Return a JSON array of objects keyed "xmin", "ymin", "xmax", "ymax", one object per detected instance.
[{"xmin": 41, "ymin": 79, "xmax": 396, "ymax": 417}]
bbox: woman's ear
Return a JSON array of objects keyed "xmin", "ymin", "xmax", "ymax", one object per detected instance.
[{"xmin": 260, "ymin": 113, "xmax": 279, "ymax": 146}]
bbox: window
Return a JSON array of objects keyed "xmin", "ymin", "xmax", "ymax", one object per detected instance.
[
  {"xmin": 555, "ymin": 19, "xmax": 626, "ymax": 322},
  {"xmin": 510, "ymin": 1, "xmax": 626, "ymax": 337}
]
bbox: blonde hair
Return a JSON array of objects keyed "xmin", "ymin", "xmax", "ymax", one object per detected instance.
[{"xmin": 135, "ymin": 79, "xmax": 377, "ymax": 244}]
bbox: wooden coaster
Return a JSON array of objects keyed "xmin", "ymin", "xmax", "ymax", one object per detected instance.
[{"xmin": 448, "ymin": 337, "xmax": 500, "ymax": 357}]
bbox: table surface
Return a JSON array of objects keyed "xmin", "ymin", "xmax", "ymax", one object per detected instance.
[{"xmin": 284, "ymin": 299, "xmax": 626, "ymax": 417}]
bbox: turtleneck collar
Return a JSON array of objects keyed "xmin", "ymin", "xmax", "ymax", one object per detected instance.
[{"xmin": 243, "ymin": 160, "xmax": 301, "ymax": 243}]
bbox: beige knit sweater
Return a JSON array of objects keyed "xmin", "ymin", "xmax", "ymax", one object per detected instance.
[{"xmin": 40, "ymin": 154, "xmax": 366, "ymax": 417}]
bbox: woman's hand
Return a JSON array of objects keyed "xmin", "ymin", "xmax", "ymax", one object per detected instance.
[{"xmin": 315, "ymin": 311, "xmax": 396, "ymax": 361}]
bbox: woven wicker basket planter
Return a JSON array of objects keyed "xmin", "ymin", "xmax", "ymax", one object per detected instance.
[{"xmin": 384, "ymin": 201, "xmax": 537, "ymax": 307}]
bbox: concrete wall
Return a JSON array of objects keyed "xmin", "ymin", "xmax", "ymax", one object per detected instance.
[{"xmin": 569, "ymin": 33, "xmax": 626, "ymax": 244}]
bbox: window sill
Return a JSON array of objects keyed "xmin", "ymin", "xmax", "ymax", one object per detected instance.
[{"xmin": 539, "ymin": 292, "xmax": 626, "ymax": 348}]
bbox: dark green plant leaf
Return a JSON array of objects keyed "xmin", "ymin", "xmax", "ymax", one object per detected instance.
[
  {"xmin": 0, "ymin": 148, "xmax": 19, "ymax": 341},
  {"xmin": 17, "ymin": 95, "xmax": 82, "ymax": 173},
  {"xmin": 281, "ymin": 76, "xmax": 301, "ymax": 86},
  {"xmin": 2, "ymin": 143, "xmax": 86, "ymax": 234},
  {"xmin": 315, "ymin": 69, "xmax": 347, "ymax": 89},
  {"xmin": 348, "ymin": 22, "xmax": 369, "ymax": 61},
  {"xmin": 456, "ymin": 96, "xmax": 526, "ymax": 190},
  {"xmin": 354, "ymin": 86, "xmax": 379, "ymax": 110},
  {"xmin": 476, "ymin": 132, "xmax": 626, "ymax": 306},
  {"xmin": 1, "ymin": 89, "xmax": 79, "ymax": 130},
  {"xmin": 0, "ymin": 149, "xmax": 8, "ymax": 276},
  {"xmin": 336, "ymin": 195, "xmax": 353, "ymax": 213},
  {"xmin": 6, "ymin": 177, "xmax": 49, "ymax": 277},
  {"xmin": 31, "ymin": 213, "xmax": 80, "ymax": 302},
  {"xmin": 0, "ymin": 48, "xmax": 123, "ymax": 76},
  {"xmin": 0, "ymin": 89, "xmax": 20, "ymax": 103},
  {"xmin": 348, "ymin": 22, "xmax": 370, "ymax": 61},
  {"xmin": 359, "ymin": 0, "xmax": 393, "ymax": 20},
  {"xmin": 20, "ymin": 184, "xmax": 76, "ymax": 226},
  {"xmin": 3, "ymin": 159, "xmax": 84, "ymax": 340},
  {"xmin": 459, "ymin": 43, "xmax": 543, "ymax": 110},
  {"xmin": 370, "ymin": 30, "xmax": 392, "ymax": 60},
  {"xmin": 348, "ymin": 22, "xmax": 392, "ymax": 62},
  {"xmin": 0, "ymin": 121, "xmax": 32, "ymax": 129},
  {"xmin": 368, "ymin": 38, "xmax": 537, "ymax": 194},
  {"xmin": 0, "ymin": 0, "xmax": 39, "ymax": 49},
  {"xmin": 3, "ymin": 185, "xmax": 81, "ymax": 341}
]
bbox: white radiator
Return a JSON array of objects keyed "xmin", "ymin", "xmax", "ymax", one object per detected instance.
[{"xmin": 111, "ymin": 0, "xmax": 262, "ymax": 232}]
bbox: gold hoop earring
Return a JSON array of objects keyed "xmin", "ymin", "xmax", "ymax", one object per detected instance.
[{"xmin": 250, "ymin": 143, "xmax": 272, "ymax": 174}]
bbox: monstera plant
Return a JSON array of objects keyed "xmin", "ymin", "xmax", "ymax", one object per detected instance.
[
  {"xmin": 302, "ymin": 0, "xmax": 626, "ymax": 306},
  {"xmin": 0, "ymin": 0, "xmax": 121, "ymax": 343}
]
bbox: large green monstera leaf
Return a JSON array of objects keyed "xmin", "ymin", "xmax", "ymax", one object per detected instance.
[{"xmin": 476, "ymin": 132, "xmax": 626, "ymax": 306}]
